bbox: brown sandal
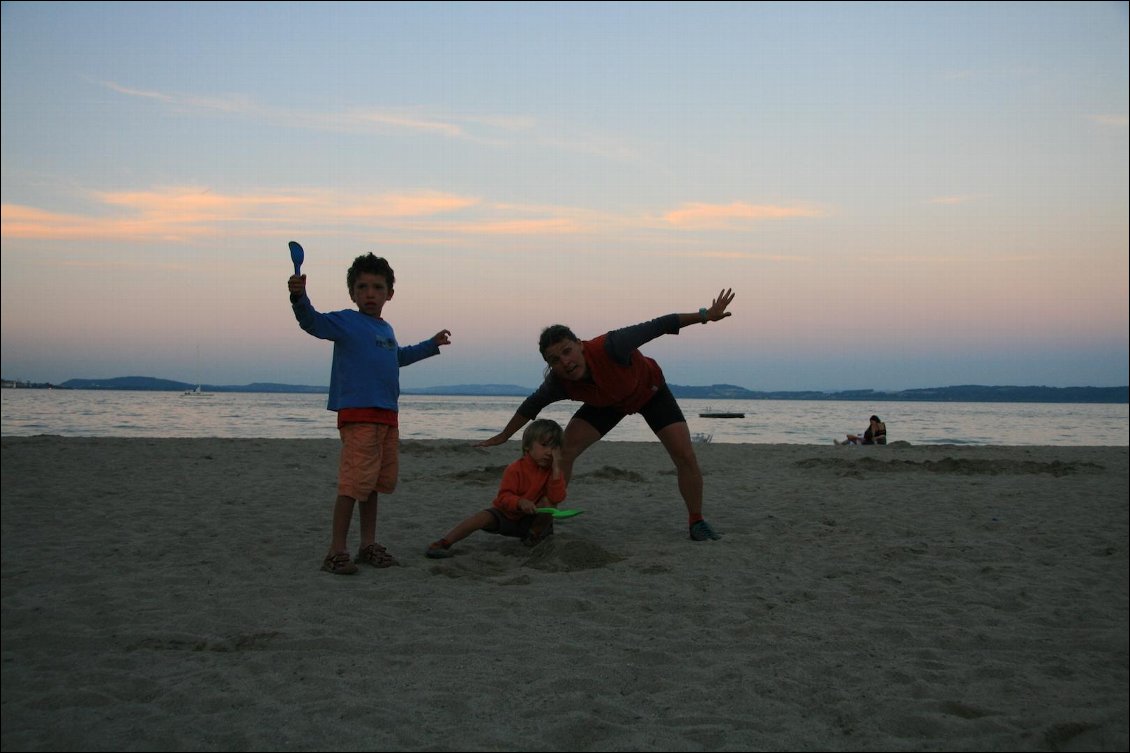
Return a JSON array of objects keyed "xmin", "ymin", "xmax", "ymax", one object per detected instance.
[
  {"xmin": 355, "ymin": 542, "xmax": 399, "ymax": 568},
  {"xmin": 322, "ymin": 550, "xmax": 359, "ymax": 575}
]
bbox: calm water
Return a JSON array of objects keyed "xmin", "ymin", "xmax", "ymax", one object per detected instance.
[{"xmin": 1, "ymin": 389, "xmax": 1126, "ymax": 445}]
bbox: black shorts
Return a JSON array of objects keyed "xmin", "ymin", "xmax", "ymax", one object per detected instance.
[
  {"xmin": 484, "ymin": 508, "xmax": 536, "ymax": 539},
  {"xmin": 572, "ymin": 383, "xmax": 686, "ymax": 437}
]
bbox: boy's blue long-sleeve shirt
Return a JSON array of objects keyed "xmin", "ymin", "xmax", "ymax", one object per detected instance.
[{"xmin": 292, "ymin": 295, "xmax": 440, "ymax": 411}]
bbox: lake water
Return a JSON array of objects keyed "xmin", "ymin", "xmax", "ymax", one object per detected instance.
[{"xmin": 1, "ymin": 389, "xmax": 1126, "ymax": 445}]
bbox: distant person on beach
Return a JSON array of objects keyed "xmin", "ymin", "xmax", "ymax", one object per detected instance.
[
  {"xmin": 835, "ymin": 415, "xmax": 887, "ymax": 446},
  {"xmin": 426, "ymin": 419, "xmax": 566, "ymax": 558},
  {"xmin": 289, "ymin": 252, "xmax": 451, "ymax": 575},
  {"xmin": 475, "ymin": 289, "xmax": 736, "ymax": 542}
]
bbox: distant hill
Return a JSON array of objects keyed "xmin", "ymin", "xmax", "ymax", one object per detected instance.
[
  {"xmin": 670, "ymin": 383, "xmax": 1128, "ymax": 403},
  {"xmin": 4, "ymin": 377, "xmax": 1125, "ymax": 403},
  {"xmin": 53, "ymin": 376, "xmax": 328, "ymax": 394},
  {"xmin": 875, "ymin": 385, "xmax": 1129, "ymax": 404},
  {"xmin": 402, "ymin": 384, "xmax": 533, "ymax": 396}
]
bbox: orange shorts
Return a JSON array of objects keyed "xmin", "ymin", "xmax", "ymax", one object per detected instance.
[{"xmin": 337, "ymin": 423, "xmax": 399, "ymax": 500}]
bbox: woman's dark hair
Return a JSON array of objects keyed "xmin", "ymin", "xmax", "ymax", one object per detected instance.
[
  {"xmin": 538, "ymin": 325, "xmax": 578, "ymax": 357},
  {"xmin": 870, "ymin": 415, "xmax": 881, "ymax": 423},
  {"xmin": 347, "ymin": 253, "xmax": 395, "ymax": 292}
]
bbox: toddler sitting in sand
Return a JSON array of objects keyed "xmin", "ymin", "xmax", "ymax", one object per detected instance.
[{"xmin": 426, "ymin": 419, "xmax": 566, "ymax": 558}]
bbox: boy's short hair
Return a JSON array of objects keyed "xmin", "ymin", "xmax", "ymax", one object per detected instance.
[
  {"xmin": 521, "ymin": 419, "xmax": 564, "ymax": 453},
  {"xmin": 347, "ymin": 253, "xmax": 395, "ymax": 293},
  {"xmin": 538, "ymin": 325, "xmax": 578, "ymax": 358}
]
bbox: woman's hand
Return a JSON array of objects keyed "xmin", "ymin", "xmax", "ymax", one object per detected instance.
[{"xmin": 706, "ymin": 288, "xmax": 735, "ymax": 321}]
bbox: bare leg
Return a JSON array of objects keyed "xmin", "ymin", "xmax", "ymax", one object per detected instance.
[
  {"xmin": 561, "ymin": 417, "xmax": 603, "ymax": 483},
  {"xmin": 653, "ymin": 421, "xmax": 703, "ymax": 518},
  {"xmin": 330, "ymin": 494, "xmax": 356, "ymax": 553},
  {"xmin": 358, "ymin": 492, "xmax": 379, "ymax": 548},
  {"xmin": 355, "ymin": 495, "xmax": 399, "ymax": 566},
  {"xmin": 439, "ymin": 510, "xmax": 497, "ymax": 547}
]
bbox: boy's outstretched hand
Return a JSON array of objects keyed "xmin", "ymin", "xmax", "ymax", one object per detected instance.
[{"xmin": 433, "ymin": 329, "xmax": 452, "ymax": 347}]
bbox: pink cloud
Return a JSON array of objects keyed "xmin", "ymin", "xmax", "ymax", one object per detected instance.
[
  {"xmin": 664, "ymin": 201, "xmax": 824, "ymax": 228},
  {"xmin": 928, "ymin": 195, "xmax": 981, "ymax": 205},
  {"xmin": 0, "ymin": 203, "xmax": 212, "ymax": 242},
  {"xmin": 335, "ymin": 192, "xmax": 479, "ymax": 218},
  {"xmin": 1, "ymin": 188, "xmax": 480, "ymax": 242},
  {"xmin": 439, "ymin": 218, "xmax": 580, "ymax": 235},
  {"xmin": 1091, "ymin": 114, "xmax": 1128, "ymax": 127}
]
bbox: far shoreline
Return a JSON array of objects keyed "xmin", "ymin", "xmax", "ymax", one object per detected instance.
[{"xmin": 3, "ymin": 381, "xmax": 1128, "ymax": 404}]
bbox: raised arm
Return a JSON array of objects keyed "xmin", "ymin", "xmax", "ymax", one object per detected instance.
[
  {"xmin": 606, "ymin": 289, "xmax": 737, "ymax": 362},
  {"xmin": 676, "ymin": 288, "xmax": 735, "ymax": 328}
]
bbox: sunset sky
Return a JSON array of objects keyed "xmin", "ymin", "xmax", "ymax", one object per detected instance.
[{"xmin": 2, "ymin": 2, "xmax": 1127, "ymax": 392}]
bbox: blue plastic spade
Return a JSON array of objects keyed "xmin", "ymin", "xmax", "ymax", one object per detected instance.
[{"xmin": 288, "ymin": 241, "xmax": 304, "ymax": 276}]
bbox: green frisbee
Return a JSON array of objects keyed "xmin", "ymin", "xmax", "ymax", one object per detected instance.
[{"xmin": 536, "ymin": 507, "xmax": 584, "ymax": 519}]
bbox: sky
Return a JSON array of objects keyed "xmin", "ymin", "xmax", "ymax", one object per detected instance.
[{"xmin": 2, "ymin": 1, "xmax": 1127, "ymax": 392}]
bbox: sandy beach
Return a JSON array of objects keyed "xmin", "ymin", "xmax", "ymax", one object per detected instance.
[{"xmin": 1, "ymin": 437, "xmax": 1126, "ymax": 751}]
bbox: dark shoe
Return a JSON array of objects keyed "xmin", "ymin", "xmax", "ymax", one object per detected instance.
[
  {"xmin": 689, "ymin": 520, "xmax": 722, "ymax": 541},
  {"xmin": 425, "ymin": 541, "xmax": 453, "ymax": 559},
  {"xmin": 322, "ymin": 550, "xmax": 359, "ymax": 575},
  {"xmin": 355, "ymin": 542, "xmax": 399, "ymax": 568}
]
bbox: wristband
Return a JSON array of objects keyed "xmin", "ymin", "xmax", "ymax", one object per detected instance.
[{"xmin": 699, "ymin": 307, "xmax": 709, "ymax": 323}]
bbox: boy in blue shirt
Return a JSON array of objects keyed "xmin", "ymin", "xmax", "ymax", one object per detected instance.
[{"xmin": 289, "ymin": 252, "xmax": 451, "ymax": 574}]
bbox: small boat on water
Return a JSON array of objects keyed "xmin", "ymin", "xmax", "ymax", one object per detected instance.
[
  {"xmin": 699, "ymin": 411, "xmax": 744, "ymax": 419},
  {"xmin": 183, "ymin": 385, "xmax": 212, "ymax": 397}
]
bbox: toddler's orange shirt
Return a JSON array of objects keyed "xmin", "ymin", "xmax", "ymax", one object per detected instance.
[{"xmin": 492, "ymin": 454, "xmax": 568, "ymax": 520}]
